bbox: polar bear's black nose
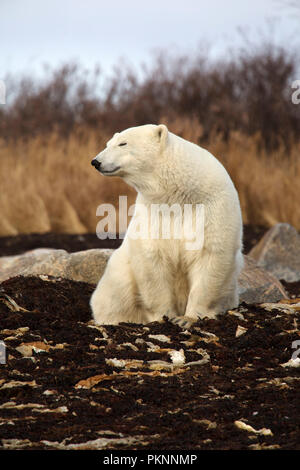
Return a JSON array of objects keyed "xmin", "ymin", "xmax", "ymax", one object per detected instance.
[{"xmin": 91, "ymin": 159, "xmax": 101, "ymax": 170}]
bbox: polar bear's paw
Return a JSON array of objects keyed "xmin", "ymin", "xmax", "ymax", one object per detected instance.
[
  {"xmin": 165, "ymin": 313, "xmax": 199, "ymax": 329},
  {"xmin": 197, "ymin": 311, "xmax": 220, "ymax": 320}
]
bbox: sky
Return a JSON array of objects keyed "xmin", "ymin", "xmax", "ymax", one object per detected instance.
[{"xmin": 0, "ymin": 0, "xmax": 299, "ymax": 78}]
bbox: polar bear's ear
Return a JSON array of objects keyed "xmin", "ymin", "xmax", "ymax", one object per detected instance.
[{"xmin": 156, "ymin": 124, "xmax": 168, "ymax": 148}]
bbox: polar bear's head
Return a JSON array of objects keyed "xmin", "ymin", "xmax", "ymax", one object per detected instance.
[{"xmin": 91, "ymin": 124, "xmax": 168, "ymax": 188}]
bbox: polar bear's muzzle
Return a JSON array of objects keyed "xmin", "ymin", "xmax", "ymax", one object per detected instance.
[{"xmin": 91, "ymin": 159, "xmax": 120, "ymax": 175}]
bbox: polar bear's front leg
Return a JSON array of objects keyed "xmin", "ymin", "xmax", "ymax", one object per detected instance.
[
  {"xmin": 90, "ymin": 247, "xmax": 141, "ymax": 325},
  {"xmin": 130, "ymin": 257, "xmax": 178, "ymax": 323},
  {"xmin": 188, "ymin": 252, "xmax": 240, "ymax": 319},
  {"xmin": 171, "ymin": 250, "xmax": 241, "ymax": 328}
]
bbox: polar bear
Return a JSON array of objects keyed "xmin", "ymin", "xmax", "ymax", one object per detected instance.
[{"xmin": 90, "ymin": 124, "xmax": 243, "ymax": 328}]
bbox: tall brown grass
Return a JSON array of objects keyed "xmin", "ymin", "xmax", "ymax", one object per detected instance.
[
  {"xmin": 0, "ymin": 129, "xmax": 135, "ymax": 236},
  {"xmin": 1, "ymin": 44, "xmax": 299, "ymax": 235},
  {"xmin": 0, "ymin": 121, "xmax": 299, "ymax": 236}
]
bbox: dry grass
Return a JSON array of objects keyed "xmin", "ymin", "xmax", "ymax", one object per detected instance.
[
  {"xmin": 1, "ymin": 47, "xmax": 299, "ymax": 236},
  {"xmin": 0, "ymin": 121, "xmax": 299, "ymax": 236},
  {"xmin": 0, "ymin": 129, "xmax": 136, "ymax": 236},
  {"xmin": 208, "ymin": 131, "xmax": 300, "ymax": 229}
]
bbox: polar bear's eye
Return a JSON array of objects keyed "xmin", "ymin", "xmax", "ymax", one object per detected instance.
[{"xmin": 119, "ymin": 142, "xmax": 127, "ymax": 147}]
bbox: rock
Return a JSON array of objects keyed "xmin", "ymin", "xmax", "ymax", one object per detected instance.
[
  {"xmin": 0, "ymin": 248, "xmax": 113, "ymax": 285},
  {"xmin": 0, "ymin": 249, "xmax": 69, "ymax": 280},
  {"xmin": 0, "ymin": 248, "xmax": 288, "ymax": 304},
  {"xmin": 249, "ymin": 223, "xmax": 300, "ymax": 282},
  {"xmin": 238, "ymin": 255, "xmax": 288, "ymax": 304},
  {"xmin": 64, "ymin": 249, "xmax": 113, "ymax": 284}
]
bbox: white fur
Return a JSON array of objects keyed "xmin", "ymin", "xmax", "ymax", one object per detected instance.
[{"xmin": 90, "ymin": 124, "xmax": 243, "ymax": 326}]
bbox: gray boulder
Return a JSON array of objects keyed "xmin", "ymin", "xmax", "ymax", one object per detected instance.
[
  {"xmin": 238, "ymin": 255, "xmax": 287, "ymax": 304},
  {"xmin": 249, "ymin": 223, "xmax": 300, "ymax": 282},
  {"xmin": 0, "ymin": 248, "xmax": 113, "ymax": 285}
]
